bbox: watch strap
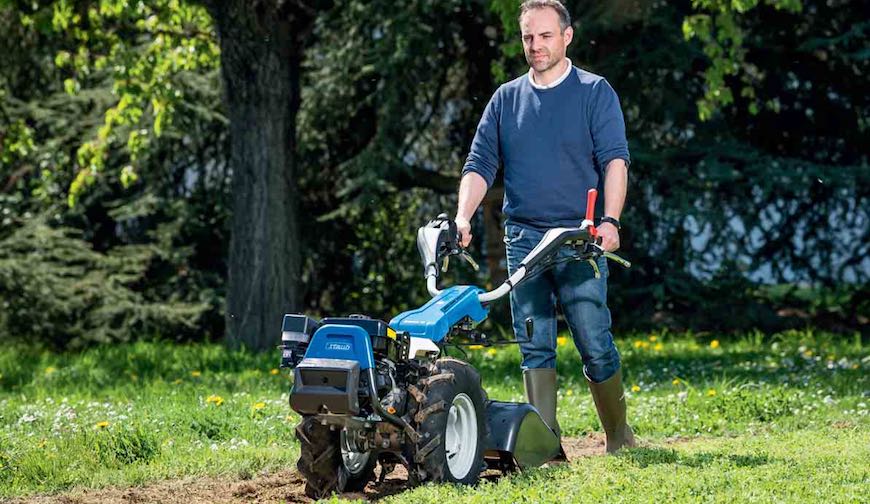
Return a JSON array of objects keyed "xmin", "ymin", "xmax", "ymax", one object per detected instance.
[{"xmin": 599, "ymin": 216, "xmax": 621, "ymax": 230}]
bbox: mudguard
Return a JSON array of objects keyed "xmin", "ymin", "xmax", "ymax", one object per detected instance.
[{"xmin": 483, "ymin": 401, "xmax": 562, "ymax": 469}]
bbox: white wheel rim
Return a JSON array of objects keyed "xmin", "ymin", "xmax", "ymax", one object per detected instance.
[
  {"xmin": 445, "ymin": 392, "xmax": 478, "ymax": 479},
  {"xmin": 340, "ymin": 430, "xmax": 370, "ymax": 476}
]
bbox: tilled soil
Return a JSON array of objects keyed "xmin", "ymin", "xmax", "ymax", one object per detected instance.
[{"xmin": 6, "ymin": 434, "xmax": 609, "ymax": 504}]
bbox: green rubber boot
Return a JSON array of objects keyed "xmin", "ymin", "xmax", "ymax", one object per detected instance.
[
  {"xmin": 586, "ymin": 368, "xmax": 636, "ymax": 453},
  {"xmin": 523, "ymin": 368, "xmax": 561, "ymax": 437}
]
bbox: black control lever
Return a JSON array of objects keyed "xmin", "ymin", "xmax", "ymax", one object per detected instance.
[{"xmin": 417, "ymin": 214, "xmax": 481, "ymax": 278}]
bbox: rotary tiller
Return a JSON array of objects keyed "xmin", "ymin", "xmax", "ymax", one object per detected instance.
[{"xmin": 280, "ymin": 189, "xmax": 630, "ymax": 499}]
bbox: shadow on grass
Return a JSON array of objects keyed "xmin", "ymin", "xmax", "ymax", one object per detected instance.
[{"xmin": 621, "ymin": 447, "xmax": 774, "ymax": 469}]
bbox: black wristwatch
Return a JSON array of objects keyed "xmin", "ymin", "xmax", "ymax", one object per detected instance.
[{"xmin": 599, "ymin": 216, "xmax": 621, "ymax": 230}]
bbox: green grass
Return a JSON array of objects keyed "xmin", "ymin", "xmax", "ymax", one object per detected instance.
[
  {"xmin": 369, "ymin": 429, "xmax": 868, "ymax": 503},
  {"xmin": 0, "ymin": 328, "xmax": 867, "ymax": 501}
]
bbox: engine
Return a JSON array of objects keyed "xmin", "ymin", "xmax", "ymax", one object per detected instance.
[{"xmin": 280, "ymin": 313, "xmax": 416, "ymax": 426}]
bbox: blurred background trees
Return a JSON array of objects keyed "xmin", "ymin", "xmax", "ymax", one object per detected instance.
[{"xmin": 1, "ymin": 0, "xmax": 866, "ymax": 350}]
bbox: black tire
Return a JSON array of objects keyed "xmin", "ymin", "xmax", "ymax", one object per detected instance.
[
  {"xmin": 296, "ymin": 416, "xmax": 378, "ymax": 497},
  {"xmin": 411, "ymin": 357, "xmax": 487, "ymax": 484},
  {"xmin": 295, "ymin": 416, "xmax": 345, "ymax": 499}
]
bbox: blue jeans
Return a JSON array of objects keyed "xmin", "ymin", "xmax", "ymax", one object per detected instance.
[{"xmin": 504, "ymin": 223, "xmax": 621, "ymax": 383}]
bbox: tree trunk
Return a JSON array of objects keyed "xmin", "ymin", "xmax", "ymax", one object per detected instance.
[{"xmin": 208, "ymin": 2, "xmax": 313, "ymax": 349}]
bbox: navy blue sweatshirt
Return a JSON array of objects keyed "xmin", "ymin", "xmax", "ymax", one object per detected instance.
[{"xmin": 462, "ymin": 65, "xmax": 630, "ymax": 230}]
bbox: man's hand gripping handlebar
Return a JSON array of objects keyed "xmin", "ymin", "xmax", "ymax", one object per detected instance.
[{"xmin": 416, "ymin": 213, "xmax": 479, "ymax": 279}]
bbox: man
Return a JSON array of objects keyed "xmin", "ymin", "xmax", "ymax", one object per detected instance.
[{"xmin": 455, "ymin": 0, "xmax": 635, "ymax": 453}]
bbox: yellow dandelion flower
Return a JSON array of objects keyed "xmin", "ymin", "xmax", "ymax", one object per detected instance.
[
  {"xmin": 285, "ymin": 415, "xmax": 295, "ymax": 422},
  {"xmin": 190, "ymin": 370, "xmax": 202, "ymax": 377},
  {"xmin": 633, "ymin": 340, "xmax": 643, "ymax": 349},
  {"xmin": 557, "ymin": 336, "xmax": 568, "ymax": 347},
  {"xmin": 252, "ymin": 402, "xmax": 266, "ymax": 410},
  {"xmin": 485, "ymin": 348, "xmax": 498, "ymax": 357},
  {"xmin": 45, "ymin": 367, "xmax": 57, "ymax": 375},
  {"xmin": 206, "ymin": 394, "xmax": 224, "ymax": 406},
  {"xmin": 852, "ymin": 363, "xmax": 859, "ymax": 369},
  {"xmin": 468, "ymin": 345, "xmax": 483, "ymax": 350},
  {"xmin": 706, "ymin": 389, "xmax": 717, "ymax": 397},
  {"xmin": 641, "ymin": 341, "xmax": 650, "ymax": 349},
  {"xmin": 270, "ymin": 368, "xmax": 280, "ymax": 375},
  {"xmin": 803, "ymin": 350, "xmax": 813, "ymax": 358},
  {"xmin": 648, "ymin": 335, "xmax": 658, "ymax": 342},
  {"xmin": 173, "ymin": 378, "xmax": 183, "ymax": 385},
  {"xmin": 710, "ymin": 340, "xmax": 720, "ymax": 349},
  {"xmin": 566, "ymin": 389, "xmax": 574, "ymax": 396},
  {"xmin": 654, "ymin": 343, "xmax": 664, "ymax": 352},
  {"xmin": 631, "ymin": 385, "xmax": 641, "ymax": 392},
  {"xmin": 672, "ymin": 378, "xmax": 681, "ymax": 386},
  {"xmin": 95, "ymin": 421, "xmax": 110, "ymax": 429}
]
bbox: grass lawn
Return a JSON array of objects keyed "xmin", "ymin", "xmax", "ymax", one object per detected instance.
[{"xmin": 0, "ymin": 328, "xmax": 867, "ymax": 502}]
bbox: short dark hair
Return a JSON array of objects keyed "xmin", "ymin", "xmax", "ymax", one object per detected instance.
[{"xmin": 518, "ymin": 0, "xmax": 571, "ymax": 32}]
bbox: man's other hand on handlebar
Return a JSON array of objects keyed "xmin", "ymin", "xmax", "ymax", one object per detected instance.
[
  {"xmin": 455, "ymin": 215, "xmax": 473, "ymax": 248},
  {"xmin": 597, "ymin": 221, "xmax": 620, "ymax": 252}
]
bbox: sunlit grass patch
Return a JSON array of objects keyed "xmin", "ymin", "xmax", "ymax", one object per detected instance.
[
  {"xmin": 0, "ymin": 328, "xmax": 866, "ymax": 497},
  {"xmin": 372, "ymin": 427, "xmax": 868, "ymax": 503}
]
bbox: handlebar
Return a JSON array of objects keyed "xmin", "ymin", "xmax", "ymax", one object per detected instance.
[{"xmin": 418, "ymin": 189, "xmax": 631, "ymax": 302}]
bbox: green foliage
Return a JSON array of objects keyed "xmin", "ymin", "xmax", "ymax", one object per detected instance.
[
  {"xmin": 568, "ymin": 0, "xmax": 867, "ymax": 331},
  {"xmin": 9, "ymin": 0, "xmax": 219, "ymax": 205},
  {"xmin": 91, "ymin": 424, "xmax": 160, "ymax": 466},
  {"xmin": 0, "ymin": 118, "xmax": 35, "ymax": 166},
  {"xmin": 295, "ymin": 0, "xmax": 501, "ymax": 317},
  {"xmin": 0, "ymin": 219, "xmax": 209, "ymax": 347},
  {"xmin": 2, "ymin": 3, "xmax": 231, "ymax": 344},
  {"xmin": 683, "ymin": 0, "xmax": 803, "ymax": 120},
  {"xmin": 488, "ymin": 0, "xmax": 522, "ymax": 82},
  {"xmin": 2, "ymin": 0, "xmax": 866, "ymax": 341}
]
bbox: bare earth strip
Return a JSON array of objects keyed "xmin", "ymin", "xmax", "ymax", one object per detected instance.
[{"xmin": 4, "ymin": 434, "xmax": 618, "ymax": 504}]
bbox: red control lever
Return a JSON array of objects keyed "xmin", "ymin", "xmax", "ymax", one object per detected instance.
[{"xmin": 586, "ymin": 188, "xmax": 598, "ymax": 238}]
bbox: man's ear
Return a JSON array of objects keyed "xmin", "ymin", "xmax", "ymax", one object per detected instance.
[{"xmin": 564, "ymin": 26, "xmax": 574, "ymax": 46}]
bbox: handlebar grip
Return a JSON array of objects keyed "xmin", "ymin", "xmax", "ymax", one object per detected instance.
[
  {"xmin": 585, "ymin": 189, "xmax": 597, "ymax": 222},
  {"xmin": 586, "ymin": 188, "xmax": 598, "ymax": 237}
]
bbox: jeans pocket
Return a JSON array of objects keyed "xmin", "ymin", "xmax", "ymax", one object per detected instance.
[{"xmin": 503, "ymin": 224, "xmax": 524, "ymax": 245}]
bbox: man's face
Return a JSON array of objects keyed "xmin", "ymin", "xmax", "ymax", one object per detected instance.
[{"xmin": 520, "ymin": 7, "xmax": 573, "ymax": 73}]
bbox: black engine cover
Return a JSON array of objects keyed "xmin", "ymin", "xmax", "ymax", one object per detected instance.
[{"xmin": 290, "ymin": 358, "xmax": 360, "ymax": 415}]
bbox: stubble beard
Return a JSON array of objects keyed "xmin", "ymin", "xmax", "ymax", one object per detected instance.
[{"xmin": 526, "ymin": 51, "xmax": 561, "ymax": 74}]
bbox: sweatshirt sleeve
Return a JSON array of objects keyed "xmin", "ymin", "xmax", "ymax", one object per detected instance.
[
  {"xmin": 461, "ymin": 87, "xmax": 502, "ymax": 188},
  {"xmin": 589, "ymin": 79, "xmax": 630, "ymax": 169}
]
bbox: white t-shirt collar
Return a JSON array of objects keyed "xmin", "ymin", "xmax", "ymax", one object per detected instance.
[{"xmin": 528, "ymin": 58, "xmax": 573, "ymax": 90}]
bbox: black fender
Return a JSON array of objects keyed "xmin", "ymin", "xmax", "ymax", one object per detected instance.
[{"xmin": 483, "ymin": 400, "xmax": 562, "ymax": 470}]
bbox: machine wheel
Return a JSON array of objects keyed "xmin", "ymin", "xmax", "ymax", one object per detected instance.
[
  {"xmin": 411, "ymin": 358, "xmax": 487, "ymax": 484},
  {"xmin": 295, "ymin": 416, "xmax": 345, "ymax": 499},
  {"xmin": 340, "ymin": 430, "xmax": 378, "ymax": 491}
]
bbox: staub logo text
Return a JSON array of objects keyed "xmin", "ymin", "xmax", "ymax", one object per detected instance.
[{"xmin": 326, "ymin": 342, "xmax": 351, "ymax": 351}]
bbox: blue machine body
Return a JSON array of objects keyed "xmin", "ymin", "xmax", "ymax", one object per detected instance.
[
  {"xmin": 390, "ymin": 285, "xmax": 489, "ymax": 342},
  {"xmin": 302, "ymin": 324, "xmax": 375, "ymax": 370},
  {"xmin": 301, "ymin": 286, "xmax": 488, "ymax": 369}
]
